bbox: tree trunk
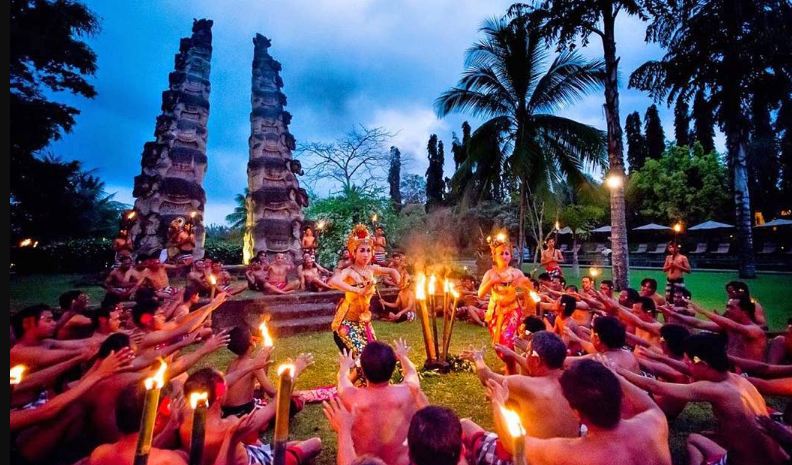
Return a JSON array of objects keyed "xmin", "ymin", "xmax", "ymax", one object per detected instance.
[
  {"xmin": 572, "ymin": 233, "xmax": 580, "ymax": 277},
  {"xmin": 518, "ymin": 180, "xmax": 526, "ymax": 268},
  {"xmin": 726, "ymin": 127, "xmax": 757, "ymax": 278},
  {"xmin": 602, "ymin": 13, "xmax": 630, "ymax": 290}
]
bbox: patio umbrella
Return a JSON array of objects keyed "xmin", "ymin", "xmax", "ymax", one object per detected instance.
[
  {"xmin": 590, "ymin": 225, "xmax": 611, "ymax": 233},
  {"xmin": 688, "ymin": 220, "xmax": 734, "ymax": 230},
  {"xmin": 756, "ymin": 218, "xmax": 792, "ymax": 228},
  {"xmin": 632, "ymin": 223, "xmax": 672, "ymax": 231},
  {"xmin": 556, "ymin": 227, "xmax": 573, "ymax": 235}
]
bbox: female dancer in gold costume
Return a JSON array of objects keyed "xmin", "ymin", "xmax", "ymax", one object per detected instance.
[
  {"xmin": 329, "ymin": 224, "xmax": 401, "ymax": 355},
  {"xmin": 478, "ymin": 233, "xmax": 534, "ymax": 373}
]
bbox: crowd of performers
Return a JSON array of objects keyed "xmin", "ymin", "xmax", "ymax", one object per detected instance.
[{"xmin": 10, "ymin": 222, "xmax": 792, "ymax": 465}]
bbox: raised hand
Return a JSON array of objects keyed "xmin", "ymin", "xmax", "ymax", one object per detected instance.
[
  {"xmin": 339, "ymin": 349, "xmax": 356, "ymax": 371},
  {"xmin": 485, "ymin": 378, "xmax": 509, "ymax": 407},
  {"xmin": 323, "ymin": 397, "xmax": 355, "ymax": 433},
  {"xmin": 252, "ymin": 346, "xmax": 274, "ymax": 370},
  {"xmin": 94, "ymin": 347, "xmax": 134, "ymax": 377},
  {"xmin": 295, "ymin": 353, "xmax": 315, "ymax": 377},
  {"xmin": 513, "ymin": 337, "xmax": 530, "ymax": 353},
  {"xmin": 460, "ymin": 344, "xmax": 484, "ymax": 362},
  {"xmin": 393, "ymin": 338, "xmax": 410, "ymax": 359},
  {"xmin": 203, "ymin": 330, "xmax": 230, "ymax": 353}
]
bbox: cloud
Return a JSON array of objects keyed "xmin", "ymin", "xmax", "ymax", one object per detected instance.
[{"xmin": 369, "ymin": 105, "xmax": 449, "ymax": 174}]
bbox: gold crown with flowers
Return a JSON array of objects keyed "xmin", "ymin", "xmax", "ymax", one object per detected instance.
[
  {"xmin": 487, "ymin": 231, "xmax": 512, "ymax": 253},
  {"xmin": 347, "ymin": 224, "xmax": 374, "ymax": 253}
]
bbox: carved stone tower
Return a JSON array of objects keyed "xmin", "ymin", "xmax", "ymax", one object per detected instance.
[
  {"xmin": 129, "ymin": 19, "xmax": 213, "ymax": 260},
  {"xmin": 244, "ymin": 34, "xmax": 308, "ymax": 263}
]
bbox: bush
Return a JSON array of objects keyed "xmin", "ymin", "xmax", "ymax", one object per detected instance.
[
  {"xmin": 204, "ymin": 237, "xmax": 243, "ymax": 264},
  {"xmin": 11, "ymin": 238, "xmax": 115, "ymax": 274}
]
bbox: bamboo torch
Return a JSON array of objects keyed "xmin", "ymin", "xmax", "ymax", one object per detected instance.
[
  {"xmin": 500, "ymin": 406, "xmax": 527, "ymax": 465},
  {"xmin": 10, "ymin": 364, "xmax": 25, "ymax": 396},
  {"xmin": 442, "ymin": 284, "xmax": 461, "ymax": 360},
  {"xmin": 428, "ymin": 274, "xmax": 440, "ymax": 358},
  {"xmin": 440, "ymin": 278, "xmax": 451, "ymax": 360},
  {"xmin": 273, "ymin": 364, "xmax": 295, "ymax": 465},
  {"xmin": 134, "ymin": 360, "xmax": 167, "ymax": 465},
  {"xmin": 208, "ymin": 274, "xmax": 217, "ymax": 299},
  {"xmin": 188, "ymin": 391, "xmax": 209, "ymax": 465},
  {"xmin": 529, "ymin": 290, "xmax": 541, "ymax": 316},
  {"xmin": 415, "ymin": 273, "xmax": 437, "ymax": 363}
]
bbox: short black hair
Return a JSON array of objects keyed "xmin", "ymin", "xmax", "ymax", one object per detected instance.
[
  {"xmin": 560, "ymin": 295, "xmax": 577, "ymax": 317},
  {"xmin": 565, "ymin": 285, "xmax": 578, "ymax": 292},
  {"xmin": 726, "ymin": 281, "xmax": 750, "ymax": 295},
  {"xmin": 621, "ymin": 288, "xmax": 640, "ymax": 306},
  {"xmin": 537, "ymin": 273, "xmax": 551, "ymax": 282},
  {"xmin": 134, "ymin": 286, "xmax": 157, "ymax": 303},
  {"xmin": 560, "ymin": 359, "xmax": 622, "ymax": 429},
  {"xmin": 593, "ymin": 316, "xmax": 626, "ymax": 349},
  {"xmin": 732, "ymin": 295, "xmax": 756, "ymax": 321},
  {"xmin": 673, "ymin": 287, "xmax": 692, "ymax": 299},
  {"xmin": 660, "ymin": 324, "xmax": 690, "ymax": 358},
  {"xmin": 101, "ymin": 293, "xmax": 122, "ymax": 310},
  {"xmin": 132, "ymin": 299, "xmax": 160, "ymax": 326},
  {"xmin": 531, "ymin": 331, "xmax": 566, "ymax": 369},
  {"xmin": 184, "ymin": 368, "xmax": 226, "ymax": 406},
  {"xmin": 600, "ymin": 279, "xmax": 614, "ymax": 290},
  {"xmin": 637, "ymin": 296, "xmax": 656, "ymax": 313},
  {"xmin": 183, "ymin": 286, "xmax": 200, "ymax": 302},
  {"xmin": 685, "ymin": 333, "xmax": 729, "ymax": 372},
  {"xmin": 98, "ymin": 333, "xmax": 131, "ymax": 358},
  {"xmin": 360, "ymin": 341, "xmax": 397, "ymax": 384},
  {"xmin": 58, "ymin": 290, "xmax": 83, "ymax": 310},
  {"xmin": 11, "ymin": 304, "xmax": 49, "ymax": 338},
  {"xmin": 116, "ymin": 382, "xmax": 147, "ymax": 434},
  {"xmin": 228, "ymin": 326, "xmax": 253, "ymax": 356},
  {"xmin": 407, "ymin": 406, "xmax": 462, "ymax": 465},
  {"xmin": 523, "ymin": 315, "xmax": 546, "ymax": 334},
  {"xmin": 350, "ymin": 456, "xmax": 388, "ymax": 465},
  {"xmin": 640, "ymin": 278, "xmax": 658, "ymax": 291}
]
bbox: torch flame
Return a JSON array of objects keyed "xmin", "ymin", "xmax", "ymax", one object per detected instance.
[
  {"xmin": 449, "ymin": 282, "xmax": 460, "ymax": 299},
  {"xmin": 189, "ymin": 391, "xmax": 209, "ymax": 409},
  {"xmin": 259, "ymin": 322, "xmax": 274, "ymax": 347},
  {"xmin": 372, "ymin": 214, "xmax": 378, "ymax": 222},
  {"xmin": 589, "ymin": 267, "xmax": 601, "ymax": 278},
  {"xmin": 126, "ymin": 211, "xmax": 136, "ymax": 220},
  {"xmin": 605, "ymin": 174, "xmax": 623, "ymax": 189},
  {"xmin": 529, "ymin": 290, "xmax": 541, "ymax": 304},
  {"xmin": 208, "ymin": 274, "xmax": 217, "ymax": 286},
  {"xmin": 495, "ymin": 232, "xmax": 506, "ymax": 243},
  {"xmin": 19, "ymin": 238, "xmax": 33, "ymax": 247},
  {"xmin": 500, "ymin": 406, "xmax": 526, "ymax": 438},
  {"xmin": 277, "ymin": 363, "xmax": 295, "ymax": 377},
  {"xmin": 428, "ymin": 274, "xmax": 438, "ymax": 296},
  {"xmin": 316, "ymin": 220, "xmax": 326, "ymax": 231},
  {"xmin": 144, "ymin": 360, "xmax": 167, "ymax": 390},
  {"xmin": 415, "ymin": 273, "xmax": 427, "ymax": 301},
  {"xmin": 190, "ymin": 211, "xmax": 197, "ymax": 219},
  {"xmin": 555, "ymin": 221, "xmax": 560, "ymax": 230},
  {"xmin": 10, "ymin": 365, "xmax": 26, "ymax": 385},
  {"xmin": 673, "ymin": 222, "xmax": 683, "ymax": 233}
]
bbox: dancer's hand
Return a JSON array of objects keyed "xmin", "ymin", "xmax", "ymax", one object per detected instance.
[
  {"xmin": 460, "ymin": 345, "xmax": 484, "ymax": 362},
  {"xmin": 393, "ymin": 338, "xmax": 410, "ymax": 359},
  {"xmin": 295, "ymin": 353, "xmax": 315, "ymax": 377},
  {"xmin": 486, "ymin": 378, "xmax": 509, "ymax": 407},
  {"xmin": 339, "ymin": 349, "xmax": 356, "ymax": 371}
]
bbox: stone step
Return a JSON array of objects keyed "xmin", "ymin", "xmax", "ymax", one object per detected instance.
[
  {"xmin": 270, "ymin": 315, "xmax": 334, "ymax": 336},
  {"xmin": 265, "ymin": 303, "xmax": 337, "ymax": 321}
]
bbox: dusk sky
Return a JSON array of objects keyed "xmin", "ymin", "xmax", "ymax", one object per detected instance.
[{"xmin": 45, "ymin": 0, "xmax": 725, "ymax": 225}]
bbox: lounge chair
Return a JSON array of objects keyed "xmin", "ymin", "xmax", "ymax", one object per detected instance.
[
  {"xmin": 634, "ymin": 243, "xmax": 648, "ymax": 254},
  {"xmin": 559, "ymin": 244, "xmax": 568, "ymax": 252},
  {"xmin": 648, "ymin": 243, "xmax": 667, "ymax": 254},
  {"xmin": 712, "ymin": 243, "xmax": 730, "ymax": 254},
  {"xmin": 594, "ymin": 243, "xmax": 606, "ymax": 254},
  {"xmin": 690, "ymin": 243, "xmax": 707, "ymax": 254},
  {"xmin": 758, "ymin": 242, "xmax": 777, "ymax": 254}
]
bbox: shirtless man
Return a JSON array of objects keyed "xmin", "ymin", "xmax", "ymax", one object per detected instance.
[
  {"xmin": 264, "ymin": 253, "xmax": 298, "ymax": 294},
  {"xmin": 299, "ymin": 253, "xmax": 332, "ymax": 291},
  {"xmin": 633, "ymin": 324, "xmax": 692, "ymax": 419},
  {"xmin": 383, "ymin": 252, "xmax": 407, "ymax": 287},
  {"xmin": 540, "ymin": 237, "xmax": 564, "ymax": 278},
  {"xmin": 335, "ymin": 249, "xmax": 353, "ymax": 273},
  {"xmin": 617, "ymin": 333, "xmax": 789, "ymax": 465},
  {"xmin": 187, "ymin": 260, "xmax": 212, "ymax": 295},
  {"xmin": 462, "ymin": 331, "xmax": 579, "ymax": 439},
  {"xmin": 581, "ymin": 276, "xmax": 595, "ymax": 294},
  {"xmin": 210, "ymin": 261, "xmax": 246, "ymax": 296},
  {"xmin": 613, "ymin": 296, "xmax": 663, "ymax": 347},
  {"xmin": 382, "ymin": 277, "xmax": 417, "ymax": 322},
  {"xmin": 136, "ymin": 255, "xmax": 181, "ymax": 299},
  {"xmin": 662, "ymin": 242, "xmax": 691, "ymax": 301},
  {"xmin": 481, "ymin": 358, "xmax": 672, "ymax": 465},
  {"xmin": 88, "ymin": 382, "xmax": 189, "ymax": 465},
  {"xmin": 564, "ymin": 316, "xmax": 640, "ymax": 373},
  {"xmin": 89, "ymin": 299, "xmax": 123, "ymax": 342},
  {"xmin": 373, "ymin": 226, "xmax": 387, "ymax": 265},
  {"xmin": 768, "ymin": 318, "xmax": 792, "ymax": 364},
  {"xmin": 639, "ymin": 278, "xmax": 666, "ymax": 307},
  {"xmin": 302, "ymin": 226, "xmax": 317, "ymax": 253},
  {"xmin": 10, "ymin": 305, "xmax": 92, "ymax": 369},
  {"xmin": 178, "ymin": 368, "xmax": 321, "ymax": 465},
  {"xmin": 337, "ymin": 339, "xmax": 427, "ymax": 465},
  {"xmin": 104, "ymin": 254, "xmax": 138, "ymax": 300},
  {"xmin": 245, "ymin": 259, "xmax": 269, "ymax": 292},
  {"xmin": 726, "ymin": 281, "xmax": 768, "ymax": 329},
  {"xmin": 54, "ymin": 289, "xmax": 94, "ymax": 339}
]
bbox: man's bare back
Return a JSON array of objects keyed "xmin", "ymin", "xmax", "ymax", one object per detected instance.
[
  {"xmin": 507, "ymin": 373, "xmax": 579, "ymax": 438},
  {"xmin": 89, "ymin": 434, "xmax": 187, "ymax": 465}
]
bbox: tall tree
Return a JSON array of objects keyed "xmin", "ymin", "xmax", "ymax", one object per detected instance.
[
  {"xmin": 691, "ymin": 89, "xmax": 715, "ymax": 153},
  {"xmin": 644, "ymin": 104, "xmax": 666, "ymax": 160},
  {"xmin": 425, "ymin": 134, "xmax": 445, "ymax": 211},
  {"xmin": 632, "ymin": 0, "xmax": 792, "ymax": 278},
  {"xmin": 674, "ymin": 97, "xmax": 690, "ymax": 147},
  {"xmin": 400, "ymin": 174, "xmax": 427, "ymax": 205},
  {"xmin": 778, "ymin": 99, "xmax": 792, "ymax": 203},
  {"xmin": 388, "ymin": 146, "xmax": 402, "ymax": 211},
  {"xmin": 747, "ymin": 88, "xmax": 780, "ymax": 220},
  {"xmin": 225, "ymin": 189, "xmax": 249, "ymax": 230},
  {"xmin": 10, "ymin": 0, "xmax": 100, "ymax": 169},
  {"xmin": 436, "ymin": 8, "xmax": 607, "ymax": 265},
  {"xmin": 536, "ymin": 0, "xmax": 646, "ymax": 289},
  {"xmin": 625, "ymin": 112, "xmax": 647, "ymax": 172},
  {"xmin": 297, "ymin": 125, "xmax": 393, "ymax": 194}
]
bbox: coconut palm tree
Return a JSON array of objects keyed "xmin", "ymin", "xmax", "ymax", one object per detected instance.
[
  {"xmin": 435, "ymin": 10, "xmax": 607, "ymax": 266},
  {"xmin": 225, "ymin": 188, "xmax": 249, "ymax": 230}
]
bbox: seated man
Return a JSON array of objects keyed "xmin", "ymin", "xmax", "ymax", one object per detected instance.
[
  {"xmin": 617, "ymin": 333, "xmax": 789, "ymax": 465},
  {"xmin": 104, "ymin": 254, "xmax": 138, "ymax": 300},
  {"xmin": 768, "ymin": 318, "xmax": 792, "ymax": 364},
  {"xmin": 88, "ymin": 296, "xmax": 124, "ymax": 343},
  {"xmin": 462, "ymin": 331, "xmax": 579, "ymax": 439},
  {"xmin": 382, "ymin": 277, "xmax": 417, "ymax": 322},
  {"xmin": 726, "ymin": 281, "xmax": 768, "ymax": 329},
  {"xmin": 337, "ymin": 340, "xmax": 427, "ymax": 465},
  {"xmin": 639, "ymin": 278, "xmax": 666, "ymax": 308},
  {"xmin": 210, "ymin": 260, "xmax": 246, "ymax": 295},
  {"xmin": 263, "ymin": 253, "xmax": 299, "ymax": 294},
  {"xmin": 135, "ymin": 254, "xmax": 181, "ymax": 299},
  {"xmin": 298, "ymin": 253, "xmax": 333, "ymax": 292},
  {"xmin": 178, "ymin": 368, "xmax": 321, "ymax": 465},
  {"xmin": 564, "ymin": 316, "xmax": 640, "ymax": 373},
  {"xmin": 187, "ymin": 259, "xmax": 212, "ymax": 295},
  {"xmin": 245, "ymin": 259, "xmax": 268, "ymax": 291},
  {"xmin": 10, "ymin": 305, "xmax": 91, "ymax": 369},
  {"xmin": 55, "ymin": 290, "xmax": 94, "ymax": 339},
  {"xmin": 482, "ymin": 359, "xmax": 672, "ymax": 465},
  {"xmin": 335, "ymin": 249, "xmax": 353, "ymax": 274},
  {"xmin": 130, "ymin": 292, "xmax": 226, "ymax": 351}
]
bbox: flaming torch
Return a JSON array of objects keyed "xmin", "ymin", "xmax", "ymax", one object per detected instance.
[
  {"xmin": 208, "ymin": 274, "xmax": 217, "ymax": 299},
  {"xmin": 273, "ymin": 364, "xmax": 295, "ymax": 465},
  {"xmin": 135, "ymin": 360, "xmax": 167, "ymax": 465},
  {"xmin": 415, "ymin": 273, "xmax": 437, "ymax": 364},
  {"xmin": 10, "ymin": 364, "xmax": 26, "ymax": 395},
  {"xmin": 259, "ymin": 321, "xmax": 274, "ymax": 348},
  {"xmin": 188, "ymin": 391, "xmax": 209, "ymax": 465},
  {"xmin": 500, "ymin": 406, "xmax": 527, "ymax": 465},
  {"xmin": 428, "ymin": 274, "xmax": 440, "ymax": 357},
  {"xmin": 441, "ymin": 283, "xmax": 461, "ymax": 360},
  {"xmin": 529, "ymin": 290, "xmax": 542, "ymax": 316}
]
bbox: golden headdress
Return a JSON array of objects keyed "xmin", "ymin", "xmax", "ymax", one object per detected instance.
[
  {"xmin": 486, "ymin": 231, "xmax": 512, "ymax": 253},
  {"xmin": 347, "ymin": 224, "xmax": 374, "ymax": 253}
]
